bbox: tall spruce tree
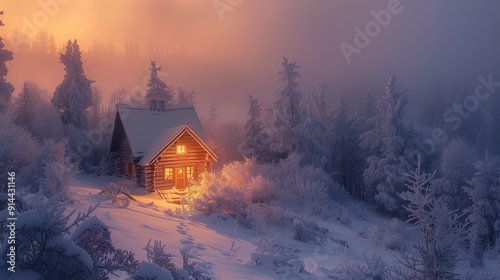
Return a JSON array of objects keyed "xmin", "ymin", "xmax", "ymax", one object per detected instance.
[
  {"xmin": 242, "ymin": 95, "xmax": 270, "ymax": 162},
  {"xmin": 361, "ymin": 75, "xmax": 422, "ymax": 215},
  {"xmin": 145, "ymin": 61, "xmax": 173, "ymax": 110},
  {"xmin": 0, "ymin": 11, "xmax": 14, "ymax": 112},
  {"xmin": 270, "ymin": 57, "xmax": 302, "ymax": 156},
  {"xmin": 14, "ymin": 82, "xmax": 43, "ymax": 132},
  {"xmin": 350, "ymin": 91, "xmax": 377, "ymax": 198},
  {"xmin": 296, "ymin": 83, "xmax": 333, "ymax": 168},
  {"xmin": 464, "ymin": 157, "xmax": 500, "ymax": 267},
  {"xmin": 51, "ymin": 40, "xmax": 94, "ymax": 129}
]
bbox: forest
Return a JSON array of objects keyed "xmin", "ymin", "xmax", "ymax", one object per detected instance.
[{"xmin": 1, "ymin": 2, "xmax": 500, "ymax": 279}]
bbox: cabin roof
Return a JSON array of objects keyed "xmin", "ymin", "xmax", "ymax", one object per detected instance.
[{"xmin": 115, "ymin": 105, "xmax": 215, "ymax": 165}]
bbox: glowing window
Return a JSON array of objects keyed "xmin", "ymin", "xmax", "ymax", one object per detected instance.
[
  {"xmin": 176, "ymin": 144, "xmax": 186, "ymax": 154},
  {"xmin": 165, "ymin": 167, "xmax": 173, "ymax": 180},
  {"xmin": 187, "ymin": 166, "xmax": 194, "ymax": 181}
]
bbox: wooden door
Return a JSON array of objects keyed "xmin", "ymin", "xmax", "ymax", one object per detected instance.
[{"xmin": 175, "ymin": 167, "xmax": 185, "ymax": 191}]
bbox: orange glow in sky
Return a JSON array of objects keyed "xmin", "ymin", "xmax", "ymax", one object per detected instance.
[{"xmin": 3, "ymin": 1, "xmax": 500, "ymax": 122}]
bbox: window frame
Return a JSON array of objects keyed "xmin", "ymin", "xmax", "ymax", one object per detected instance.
[
  {"xmin": 164, "ymin": 167, "xmax": 173, "ymax": 181},
  {"xmin": 186, "ymin": 166, "xmax": 194, "ymax": 182},
  {"xmin": 176, "ymin": 144, "xmax": 187, "ymax": 154}
]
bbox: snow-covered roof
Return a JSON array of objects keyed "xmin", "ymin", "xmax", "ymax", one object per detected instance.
[{"xmin": 117, "ymin": 106, "xmax": 215, "ymax": 165}]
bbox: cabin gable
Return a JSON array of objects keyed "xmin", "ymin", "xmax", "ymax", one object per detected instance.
[{"xmin": 152, "ymin": 130, "xmax": 213, "ymax": 192}]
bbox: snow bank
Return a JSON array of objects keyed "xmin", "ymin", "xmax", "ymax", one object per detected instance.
[
  {"xmin": 127, "ymin": 261, "xmax": 174, "ymax": 280},
  {"xmin": 70, "ymin": 215, "xmax": 108, "ymax": 240},
  {"xmin": 46, "ymin": 236, "xmax": 94, "ymax": 270}
]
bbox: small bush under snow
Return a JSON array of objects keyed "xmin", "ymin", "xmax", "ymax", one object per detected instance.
[
  {"xmin": 189, "ymin": 155, "xmax": 340, "ymax": 245},
  {"xmin": 99, "ymin": 182, "xmax": 133, "ymax": 208},
  {"xmin": 328, "ymin": 251, "xmax": 388, "ymax": 280},
  {"xmin": 357, "ymin": 218, "xmax": 406, "ymax": 251},
  {"xmin": 128, "ymin": 261, "xmax": 174, "ymax": 280},
  {"xmin": 249, "ymin": 235, "xmax": 300, "ymax": 272}
]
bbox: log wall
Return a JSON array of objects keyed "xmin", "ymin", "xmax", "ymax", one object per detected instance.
[{"xmin": 151, "ymin": 132, "xmax": 213, "ymax": 191}]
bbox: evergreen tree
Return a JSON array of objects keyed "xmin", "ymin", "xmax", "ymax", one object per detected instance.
[
  {"xmin": 145, "ymin": 61, "xmax": 173, "ymax": 110},
  {"xmin": 464, "ymin": 157, "xmax": 500, "ymax": 267},
  {"xmin": 242, "ymin": 95, "xmax": 270, "ymax": 162},
  {"xmin": 396, "ymin": 163, "xmax": 463, "ymax": 279},
  {"xmin": 361, "ymin": 75, "xmax": 421, "ymax": 215},
  {"xmin": 350, "ymin": 91, "xmax": 377, "ymax": 198},
  {"xmin": 14, "ymin": 82, "xmax": 36, "ymax": 130},
  {"xmin": 296, "ymin": 83, "xmax": 333, "ymax": 168},
  {"xmin": 308, "ymin": 82, "xmax": 329, "ymax": 121},
  {"xmin": 0, "ymin": 11, "xmax": 14, "ymax": 112},
  {"xmin": 270, "ymin": 57, "xmax": 302, "ymax": 156},
  {"xmin": 51, "ymin": 40, "xmax": 94, "ymax": 129},
  {"xmin": 14, "ymin": 82, "xmax": 63, "ymax": 141},
  {"xmin": 431, "ymin": 139, "xmax": 477, "ymax": 212}
]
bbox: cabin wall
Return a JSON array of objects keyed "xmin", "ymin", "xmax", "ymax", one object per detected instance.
[
  {"xmin": 118, "ymin": 138, "xmax": 134, "ymax": 177},
  {"xmin": 152, "ymin": 133, "xmax": 213, "ymax": 191},
  {"xmin": 140, "ymin": 165, "xmax": 155, "ymax": 192},
  {"xmin": 110, "ymin": 115, "xmax": 134, "ymax": 176}
]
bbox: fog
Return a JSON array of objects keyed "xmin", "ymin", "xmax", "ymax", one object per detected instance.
[{"xmin": 3, "ymin": 0, "xmax": 500, "ymax": 122}]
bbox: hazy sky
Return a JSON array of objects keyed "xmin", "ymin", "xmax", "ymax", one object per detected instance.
[{"xmin": 3, "ymin": 1, "xmax": 500, "ymax": 121}]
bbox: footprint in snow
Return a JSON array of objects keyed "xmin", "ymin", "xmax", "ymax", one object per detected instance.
[{"xmin": 181, "ymin": 239, "xmax": 194, "ymax": 245}]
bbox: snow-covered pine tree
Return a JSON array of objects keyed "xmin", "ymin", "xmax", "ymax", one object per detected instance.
[
  {"xmin": 464, "ymin": 156, "xmax": 500, "ymax": 267},
  {"xmin": 145, "ymin": 61, "xmax": 173, "ymax": 111},
  {"xmin": 13, "ymin": 82, "xmax": 63, "ymax": 141},
  {"xmin": 308, "ymin": 82, "xmax": 330, "ymax": 121},
  {"xmin": 296, "ymin": 83, "xmax": 333, "ymax": 168},
  {"xmin": 350, "ymin": 91, "xmax": 377, "ymax": 198},
  {"xmin": 242, "ymin": 95, "xmax": 270, "ymax": 162},
  {"xmin": 14, "ymin": 82, "xmax": 36, "ymax": 131},
  {"xmin": 431, "ymin": 139, "xmax": 477, "ymax": 212},
  {"xmin": 397, "ymin": 162, "xmax": 463, "ymax": 279},
  {"xmin": 51, "ymin": 40, "xmax": 94, "ymax": 130},
  {"xmin": 361, "ymin": 75, "xmax": 421, "ymax": 215},
  {"xmin": 0, "ymin": 11, "xmax": 14, "ymax": 112},
  {"xmin": 270, "ymin": 57, "xmax": 302, "ymax": 156},
  {"xmin": 0, "ymin": 111, "xmax": 39, "ymax": 192}
]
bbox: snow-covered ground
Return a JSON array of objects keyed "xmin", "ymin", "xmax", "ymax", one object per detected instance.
[{"xmin": 67, "ymin": 174, "xmax": 500, "ymax": 279}]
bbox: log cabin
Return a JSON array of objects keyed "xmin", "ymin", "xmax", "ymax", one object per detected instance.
[{"xmin": 109, "ymin": 104, "xmax": 217, "ymax": 199}]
